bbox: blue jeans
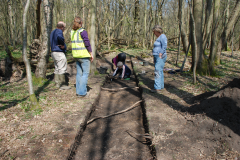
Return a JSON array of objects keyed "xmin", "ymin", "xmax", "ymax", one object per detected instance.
[
  {"xmin": 154, "ymin": 55, "xmax": 167, "ymax": 90},
  {"xmin": 76, "ymin": 58, "xmax": 90, "ymax": 96}
]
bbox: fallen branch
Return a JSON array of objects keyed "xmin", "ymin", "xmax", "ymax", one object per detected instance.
[
  {"xmin": 101, "ymin": 87, "xmax": 139, "ymax": 91},
  {"xmin": 87, "ymin": 100, "xmax": 142, "ymax": 124},
  {"xmin": 126, "ymin": 130, "xmax": 153, "ymax": 140}
]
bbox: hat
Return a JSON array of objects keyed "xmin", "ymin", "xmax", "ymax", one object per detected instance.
[{"xmin": 117, "ymin": 61, "xmax": 123, "ymax": 67}]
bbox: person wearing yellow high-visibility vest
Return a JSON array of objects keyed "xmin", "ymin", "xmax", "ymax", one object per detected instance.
[{"xmin": 71, "ymin": 16, "xmax": 93, "ymax": 97}]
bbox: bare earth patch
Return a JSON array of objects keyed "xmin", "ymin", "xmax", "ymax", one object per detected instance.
[
  {"xmin": 0, "ymin": 63, "xmax": 105, "ymax": 159},
  {"xmin": 1, "ymin": 49, "xmax": 240, "ymax": 159}
]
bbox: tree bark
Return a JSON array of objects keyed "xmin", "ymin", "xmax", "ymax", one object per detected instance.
[
  {"xmin": 134, "ymin": 0, "xmax": 140, "ymax": 40},
  {"xmin": 177, "ymin": 0, "xmax": 183, "ymax": 66},
  {"xmin": 36, "ymin": 0, "xmax": 41, "ymax": 39},
  {"xmin": 23, "ymin": 0, "xmax": 38, "ymax": 107},
  {"xmin": 82, "ymin": 0, "xmax": 85, "ymax": 28},
  {"xmin": 203, "ymin": 0, "xmax": 213, "ymax": 51},
  {"xmin": 179, "ymin": 0, "xmax": 188, "ymax": 53},
  {"xmin": 223, "ymin": 0, "xmax": 229, "ymax": 51},
  {"xmin": 157, "ymin": 0, "xmax": 165, "ymax": 25},
  {"xmin": 189, "ymin": 1, "xmax": 197, "ymax": 84},
  {"xmin": 35, "ymin": 0, "xmax": 54, "ymax": 79},
  {"xmin": 143, "ymin": 0, "xmax": 147, "ymax": 48},
  {"xmin": 90, "ymin": 0, "xmax": 96, "ymax": 73},
  {"xmin": 220, "ymin": 0, "xmax": 240, "ymax": 51},
  {"xmin": 8, "ymin": 0, "xmax": 15, "ymax": 48},
  {"xmin": 193, "ymin": 0, "xmax": 203, "ymax": 71},
  {"xmin": 209, "ymin": 0, "xmax": 220, "ymax": 74}
]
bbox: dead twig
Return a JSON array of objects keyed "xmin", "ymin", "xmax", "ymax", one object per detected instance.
[
  {"xmin": 126, "ymin": 130, "xmax": 153, "ymax": 140},
  {"xmin": 0, "ymin": 150, "xmax": 8, "ymax": 157},
  {"xmin": 87, "ymin": 100, "xmax": 142, "ymax": 124},
  {"xmin": 101, "ymin": 87, "xmax": 139, "ymax": 91}
]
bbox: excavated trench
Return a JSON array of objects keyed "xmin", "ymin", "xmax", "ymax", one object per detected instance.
[{"xmin": 67, "ymin": 58, "xmax": 156, "ymax": 160}]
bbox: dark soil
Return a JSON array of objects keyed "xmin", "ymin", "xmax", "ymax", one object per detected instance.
[
  {"xmin": 186, "ymin": 78, "xmax": 240, "ymax": 155},
  {"xmin": 69, "ymin": 61, "xmax": 153, "ymax": 160}
]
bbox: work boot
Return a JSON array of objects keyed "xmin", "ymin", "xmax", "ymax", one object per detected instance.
[
  {"xmin": 55, "ymin": 74, "xmax": 61, "ymax": 88},
  {"xmin": 59, "ymin": 74, "xmax": 71, "ymax": 90}
]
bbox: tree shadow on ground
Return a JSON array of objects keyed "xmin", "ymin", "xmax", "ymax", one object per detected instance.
[
  {"xmin": 34, "ymin": 73, "xmax": 56, "ymax": 100},
  {"xmin": 0, "ymin": 74, "xmax": 55, "ymax": 111},
  {"xmin": 138, "ymin": 73, "xmax": 194, "ymax": 105},
  {"xmin": 86, "ymin": 78, "xmax": 148, "ymax": 160},
  {"xmin": 0, "ymin": 97, "xmax": 28, "ymax": 111},
  {"xmin": 141, "ymin": 77, "xmax": 240, "ymax": 137}
]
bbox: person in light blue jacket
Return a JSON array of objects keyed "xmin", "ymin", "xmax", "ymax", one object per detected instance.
[{"xmin": 151, "ymin": 25, "xmax": 167, "ymax": 93}]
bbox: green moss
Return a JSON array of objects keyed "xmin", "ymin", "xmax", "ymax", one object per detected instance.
[
  {"xmin": 227, "ymin": 46, "xmax": 231, "ymax": 51},
  {"xmin": 29, "ymin": 94, "xmax": 40, "ymax": 110},
  {"xmin": 12, "ymin": 51, "xmax": 22, "ymax": 59},
  {"xmin": 32, "ymin": 74, "xmax": 48, "ymax": 86},
  {"xmin": 0, "ymin": 50, "xmax": 7, "ymax": 59},
  {"xmin": 110, "ymin": 44, "xmax": 116, "ymax": 50},
  {"xmin": 196, "ymin": 59, "xmax": 210, "ymax": 76},
  {"xmin": 94, "ymin": 70, "xmax": 99, "ymax": 75}
]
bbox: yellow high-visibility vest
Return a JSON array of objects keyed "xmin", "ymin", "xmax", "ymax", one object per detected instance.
[{"xmin": 71, "ymin": 28, "xmax": 90, "ymax": 58}]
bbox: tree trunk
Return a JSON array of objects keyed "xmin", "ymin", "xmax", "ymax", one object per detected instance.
[
  {"xmin": 157, "ymin": 0, "xmax": 165, "ymax": 25},
  {"xmin": 36, "ymin": 0, "xmax": 41, "ymax": 39},
  {"xmin": 8, "ymin": 0, "xmax": 15, "ymax": 48},
  {"xmin": 223, "ymin": 0, "xmax": 229, "ymax": 51},
  {"xmin": 35, "ymin": 0, "xmax": 54, "ymax": 79},
  {"xmin": 177, "ymin": 0, "xmax": 183, "ymax": 66},
  {"xmin": 220, "ymin": 0, "xmax": 240, "ymax": 51},
  {"xmin": 203, "ymin": 0, "xmax": 213, "ymax": 51},
  {"xmin": 143, "ymin": 0, "xmax": 147, "ymax": 49},
  {"xmin": 209, "ymin": 0, "xmax": 220, "ymax": 74},
  {"xmin": 23, "ymin": 0, "xmax": 38, "ymax": 107},
  {"xmin": 90, "ymin": 0, "xmax": 96, "ymax": 73},
  {"xmin": 179, "ymin": 0, "xmax": 188, "ymax": 53},
  {"xmin": 189, "ymin": 1, "xmax": 197, "ymax": 84},
  {"xmin": 193, "ymin": 0, "xmax": 203, "ymax": 71},
  {"xmin": 134, "ymin": 0, "xmax": 140, "ymax": 40},
  {"xmin": 82, "ymin": 0, "xmax": 85, "ymax": 28}
]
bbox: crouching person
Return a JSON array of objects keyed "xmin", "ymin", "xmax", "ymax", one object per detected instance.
[{"xmin": 113, "ymin": 62, "xmax": 131, "ymax": 79}]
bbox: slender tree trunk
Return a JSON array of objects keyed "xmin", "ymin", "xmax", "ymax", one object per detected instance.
[
  {"xmin": 134, "ymin": 0, "xmax": 140, "ymax": 40},
  {"xmin": 203, "ymin": 0, "xmax": 213, "ymax": 51},
  {"xmin": 23, "ymin": 0, "xmax": 38, "ymax": 107},
  {"xmin": 189, "ymin": 1, "xmax": 197, "ymax": 84},
  {"xmin": 220, "ymin": 0, "xmax": 240, "ymax": 51},
  {"xmin": 36, "ymin": 0, "xmax": 41, "ymax": 39},
  {"xmin": 35, "ymin": 0, "xmax": 54, "ymax": 79},
  {"xmin": 209, "ymin": 0, "xmax": 220, "ymax": 74},
  {"xmin": 90, "ymin": 0, "xmax": 96, "ymax": 73},
  {"xmin": 224, "ymin": 0, "xmax": 229, "ymax": 51},
  {"xmin": 157, "ymin": 0, "xmax": 165, "ymax": 25},
  {"xmin": 143, "ymin": 0, "xmax": 147, "ymax": 49},
  {"xmin": 179, "ymin": 0, "xmax": 188, "ymax": 53},
  {"xmin": 193, "ymin": 0, "xmax": 203, "ymax": 71},
  {"xmin": 8, "ymin": 0, "xmax": 15, "ymax": 48},
  {"xmin": 82, "ymin": 0, "xmax": 85, "ymax": 28},
  {"xmin": 177, "ymin": 0, "xmax": 183, "ymax": 66}
]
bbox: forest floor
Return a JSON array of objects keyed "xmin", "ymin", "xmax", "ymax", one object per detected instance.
[{"xmin": 0, "ymin": 47, "xmax": 240, "ymax": 160}]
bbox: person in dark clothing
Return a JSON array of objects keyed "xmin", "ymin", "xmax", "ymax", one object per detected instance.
[
  {"xmin": 50, "ymin": 21, "xmax": 71, "ymax": 90},
  {"xmin": 112, "ymin": 52, "xmax": 126, "ymax": 70},
  {"xmin": 112, "ymin": 61, "xmax": 131, "ymax": 79}
]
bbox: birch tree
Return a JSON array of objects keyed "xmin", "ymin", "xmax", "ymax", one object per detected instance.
[
  {"xmin": 22, "ymin": 0, "xmax": 38, "ymax": 108},
  {"xmin": 90, "ymin": 0, "xmax": 96, "ymax": 73}
]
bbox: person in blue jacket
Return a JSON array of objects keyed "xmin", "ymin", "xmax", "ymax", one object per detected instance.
[
  {"xmin": 50, "ymin": 21, "xmax": 71, "ymax": 90},
  {"xmin": 151, "ymin": 25, "xmax": 167, "ymax": 93}
]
